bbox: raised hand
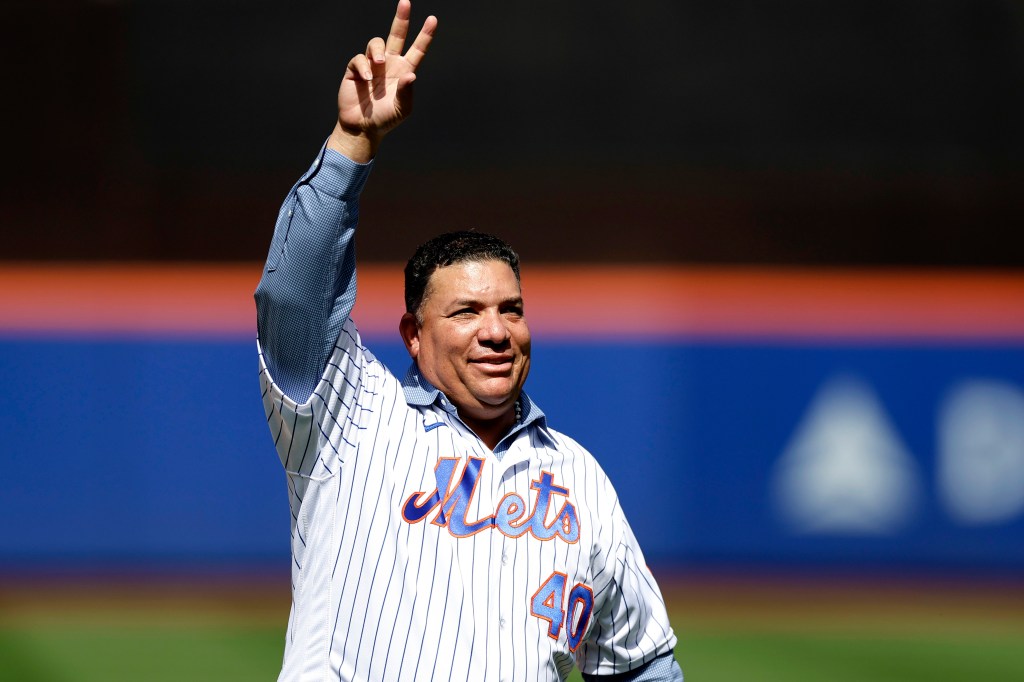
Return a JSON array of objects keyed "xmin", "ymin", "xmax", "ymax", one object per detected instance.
[{"xmin": 329, "ymin": 0, "xmax": 437, "ymax": 162}]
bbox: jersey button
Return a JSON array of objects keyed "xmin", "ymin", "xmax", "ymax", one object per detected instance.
[
  {"xmin": 501, "ymin": 553, "xmax": 508, "ymax": 565},
  {"xmin": 499, "ymin": 618, "xmax": 506, "ymax": 628}
]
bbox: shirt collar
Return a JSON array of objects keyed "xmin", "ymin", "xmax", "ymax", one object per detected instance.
[{"xmin": 401, "ymin": 362, "xmax": 549, "ymax": 436}]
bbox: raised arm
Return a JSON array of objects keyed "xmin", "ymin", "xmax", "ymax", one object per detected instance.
[{"xmin": 255, "ymin": 1, "xmax": 436, "ymax": 403}]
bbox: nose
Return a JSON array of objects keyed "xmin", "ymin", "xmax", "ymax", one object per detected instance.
[{"xmin": 478, "ymin": 309, "xmax": 510, "ymax": 345}]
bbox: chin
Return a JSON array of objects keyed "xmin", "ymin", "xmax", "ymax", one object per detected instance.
[
  {"xmin": 474, "ymin": 391, "xmax": 518, "ymax": 412},
  {"xmin": 473, "ymin": 381, "xmax": 515, "ymax": 401},
  {"xmin": 477, "ymin": 395, "xmax": 514, "ymax": 409}
]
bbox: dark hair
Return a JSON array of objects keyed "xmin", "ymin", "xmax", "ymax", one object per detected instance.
[{"xmin": 404, "ymin": 230, "xmax": 521, "ymax": 318}]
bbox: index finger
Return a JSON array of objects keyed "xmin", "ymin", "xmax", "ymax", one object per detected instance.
[{"xmin": 385, "ymin": 0, "xmax": 412, "ymax": 56}]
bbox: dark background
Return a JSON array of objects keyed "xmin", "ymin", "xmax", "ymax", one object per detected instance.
[{"xmin": 3, "ymin": 0, "xmax": 1023, "ymax": 265}]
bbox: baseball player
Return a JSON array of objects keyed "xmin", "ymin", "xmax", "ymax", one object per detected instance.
[{"xmin": 255, "ymin": 2, "xmax": 682, "ymax": 680}]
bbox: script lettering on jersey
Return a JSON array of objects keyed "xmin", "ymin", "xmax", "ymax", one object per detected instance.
[{"xmin": 401, "ymin": 456, "xmax": 580, "ymax": 543}]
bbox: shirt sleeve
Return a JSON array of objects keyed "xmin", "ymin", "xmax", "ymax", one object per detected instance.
[
  {"xmin": 576, "ymin": 507, "xmax": 680, "ymax": 678},
  {"xmin": 254, "ymin": 144, "xmax": 373, "ymax": 404},
  {"xmin": 581, "ymin": 651, "xmax": 683, "ymax": 682}
]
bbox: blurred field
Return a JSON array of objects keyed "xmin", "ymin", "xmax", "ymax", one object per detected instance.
[{"xmin": 1, "ymin": 575, "xmax": 1022, "ymax": 681}]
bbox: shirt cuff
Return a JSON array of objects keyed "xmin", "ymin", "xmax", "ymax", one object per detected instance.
[{"xmin": 308, "ymin": 145, "xmax": 374, "ymax": 200}]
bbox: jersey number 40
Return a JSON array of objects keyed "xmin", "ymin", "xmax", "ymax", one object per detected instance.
[{"xmin": 530, "ymin": 572, "xmax": 595, "ymax": 652}]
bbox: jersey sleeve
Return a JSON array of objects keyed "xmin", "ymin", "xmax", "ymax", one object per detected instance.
[
  {"xmin": 576, "ymin": 495, "xmax": 680, "ymax": 679},
  {"xmin": 581, "ymin": 652, "xmax": 683, "ymax": 682},
  {"xmin": 254, "ymin": 143, "xmax": 373, "ymax": 404}
]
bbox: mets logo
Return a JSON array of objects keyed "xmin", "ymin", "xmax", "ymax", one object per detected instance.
[{"xmin": 401, "ymin": 457, "xmax": 580, "ymax": 543}]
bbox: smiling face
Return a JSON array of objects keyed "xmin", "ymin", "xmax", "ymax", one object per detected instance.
[{"xmin": 400, "ymin": 259, "xmax": 532, "ymax": 436}]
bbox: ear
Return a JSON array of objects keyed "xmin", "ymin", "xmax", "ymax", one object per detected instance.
[{"xmin": 399, "ymin": 312, "xmax": 421, "ymax": 358}]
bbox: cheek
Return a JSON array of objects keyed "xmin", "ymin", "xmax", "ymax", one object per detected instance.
[
  {"xmin": 428, "ymin": 328, "xmax": 467, "ymax": 360},
  {"xmin": 515, "ymin": 328, "xmax": 532, "ymax": 353}
]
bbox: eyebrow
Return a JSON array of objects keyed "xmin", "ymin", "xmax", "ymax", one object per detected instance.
[{"xmin": 450, "ymin": 296, "xmax": 524, "ymax": 308}]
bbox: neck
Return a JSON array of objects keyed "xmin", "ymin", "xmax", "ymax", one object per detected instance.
[{"xmin": 460, "ymin": 401, "xmax": 519, "ymax": 450}]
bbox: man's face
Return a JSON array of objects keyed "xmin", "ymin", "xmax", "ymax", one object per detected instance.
[{"xmin": 401, "ymin": 259, "xmax": 531, "ymax": 424}]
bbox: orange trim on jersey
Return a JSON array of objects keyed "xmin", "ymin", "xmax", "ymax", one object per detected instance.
[{"xmin": 3, "ymin": 263, "xmax": 1024, "ymax": 341}]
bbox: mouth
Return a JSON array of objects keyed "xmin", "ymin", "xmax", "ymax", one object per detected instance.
[{"xmin": 470, "ymin": 355, "xmax": 515, "ymax": 373}]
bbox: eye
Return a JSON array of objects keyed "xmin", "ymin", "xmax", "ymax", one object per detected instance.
[
  {"xmin": 449, "ymin": 307, "xmax": 476, "ymax": 318},
  {"xmin": 502, "ymin": 305, "xmax": 524, "ymax": 317}
]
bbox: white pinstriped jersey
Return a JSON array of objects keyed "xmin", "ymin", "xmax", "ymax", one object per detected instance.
[{"xmin": 256, "ymin": 146, "xmax": 679, "ymax": 682}]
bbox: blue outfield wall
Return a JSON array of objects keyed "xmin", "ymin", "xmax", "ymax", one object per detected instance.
[{"xmin": 2, "ymin": 335, "xmax": 1024, "ymax": 573}]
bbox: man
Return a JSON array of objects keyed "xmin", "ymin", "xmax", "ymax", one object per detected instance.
[{"xmin": 255, "ymin": 2, "xmax": 682, "ymax": 680}]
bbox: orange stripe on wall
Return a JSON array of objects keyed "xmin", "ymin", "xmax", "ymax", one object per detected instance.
[
  {"xmin": 1, "ymin": 263, "xmax": 1023, "ymax": 341},
  {"xmin": 0, "ymin": 264, "xmax": 262, "ymax": 337},
  {"xmin": 520, "ymin": 266, "xmax": 1024, "ymax": 341}
]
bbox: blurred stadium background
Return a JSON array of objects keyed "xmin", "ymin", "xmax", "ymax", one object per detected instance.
[{"xmin": 2, "ymin": 0, "xmax": 1023, "ymax": 679}]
